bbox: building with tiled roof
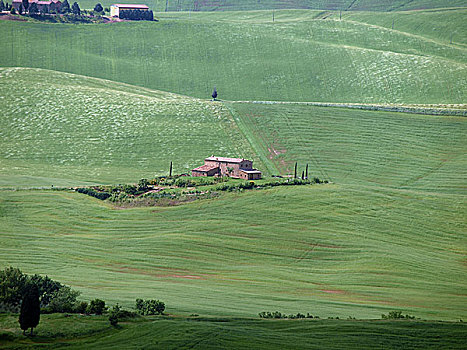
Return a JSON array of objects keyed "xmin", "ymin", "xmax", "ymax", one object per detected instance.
[{"xmin": 192, "ymin": 156, "xmax": 262, "ymax": 180}]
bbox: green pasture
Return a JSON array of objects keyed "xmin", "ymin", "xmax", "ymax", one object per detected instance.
[
  {"xmin": 228, "ymin": 102, "xmax": 467, "ymax": 193},
  {"xmin": 74, "ymin": 0, "xmax": 467, "ymax": 13},
  {"xmin": 1, "ymin": 314, "xmax": 466, "ymax": 349},
  {"xmin": 0, "ymin": 68, "xmax": 259, "ymax": 187},
  {"xmin": 1, "ymin": 8, "xmax": 465, "ymax": 104},
  {"xmin": 0, "ymin": 183, "xmax": 465, "ymax": 320}
]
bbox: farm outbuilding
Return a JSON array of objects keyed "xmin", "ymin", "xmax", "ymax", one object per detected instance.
[
  {"xmin": 192, "ymin": 156, "xmax": 262, "ymax": 180},
  {"xmin": 110, "ymin": 3, "xmax": 149, "ymax": 17}
]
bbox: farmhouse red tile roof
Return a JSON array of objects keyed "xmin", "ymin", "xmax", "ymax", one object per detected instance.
[
  {"xmin": 112, "ymin": 4, "xmax": 149, "ymax": 9},
  {"xmin": 205, "ymin": 156, "xmax": 245, "ymax": 163},
  {"xmin": 192, "ymin": 165, "xmax": 219, "ymax": 172}
]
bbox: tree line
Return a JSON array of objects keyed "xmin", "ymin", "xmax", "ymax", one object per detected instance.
[{"xmin": 0, "ymin": 266, "xmax": 165, "ymax": 335}]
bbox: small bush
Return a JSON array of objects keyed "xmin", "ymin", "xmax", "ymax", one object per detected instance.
[
  {"xmin": 135, "ymin": 299, "xmax": 165, "ymax": 315},
  {"xmin": 86, "ymin": 299, "xmax": 107, "ymax": 315}
]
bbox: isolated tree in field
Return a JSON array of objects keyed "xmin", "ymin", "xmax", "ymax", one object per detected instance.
[
  {"xmin": 71, "ymin": 1, "xmax": 80, "ymax": 15},
  {"xmin": 93, "ymin": 2, "xmax": 102, "ymax": 12},
  {"xmin": 28, "ymin": 2, "xmax": 38, "ymax": 14},
  {"xmin": 169, "ymin": 161, "xmax": 173, "ymax": 177},
  {"xmin": 212, "ymin": 87, "xmax": 217, "ymax": 100},
  {"xmin": 294, "ymin": 162, "xmax": 297, "ymax": 179},
  {"xmin": 21, "ymin": 0, "xmax": 28, "ymax": 12},
  {"xmin": 19, "ymin": 284, "xmax": 40, "ymax": 336},
  {"xmin": 60, "ymin": 0, "xmax": 70, "ymax": 13},
  {"xmin": 305, "ymin": 164, "xmax": 308, "ymax": 179}
]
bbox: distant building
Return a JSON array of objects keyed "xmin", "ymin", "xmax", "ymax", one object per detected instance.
[
  {"xmin": 110, "ymin": 3, "xmax": 149, "ymax": 17},
  {"xmin": 192, "ymin": 156, "xmax": 262, "ymax": 180},
  {"xmin": 12, "ymin": 0, "xmax": 62, "ymax": 12}
]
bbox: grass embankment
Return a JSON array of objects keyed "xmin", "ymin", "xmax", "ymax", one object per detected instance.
[
  {"xmin": 0, "ymin": 68, "xmax": 261, "ymax": 187},
  {"xmin": 0, "ymin": 8, "xmax": 465, "ymax": 104},
  {"xmin": 1, "ymin": 314, "xmax": 466, "ymax": 349}
]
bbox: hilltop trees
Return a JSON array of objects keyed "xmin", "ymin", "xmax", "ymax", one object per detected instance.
[
  {"xmin": 19, "ymin": 284, "xmax": 40, "ymax": 336},
  {"xmin": 60, "ymin": 0, "xmax": 70, "ymax": 13},
  {"xmin": 93, "ymin": 2, "xmax": 103, "ymax": 12},
  {"xmin": 21, "ymin": 0, "xmax": 28, "ymax": 12},
  {"xmin": 71, "ymin": 1, "xmax": 80, "ymax": 15},
  {"xmin": 28, "ymin": 2, "xmax": 38, "ymax": 14}
]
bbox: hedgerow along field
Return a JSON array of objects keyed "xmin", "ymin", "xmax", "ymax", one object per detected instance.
[
  {"xmin": 0, "ymin": 68, "xmax": 259, "ymax": 187},
  {"xmin": 0, "ymin": 8, "xmax": 465, "ymax": 104}
]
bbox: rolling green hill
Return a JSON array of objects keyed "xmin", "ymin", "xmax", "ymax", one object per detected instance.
[
  {"xmin": 0, "ymin": 67, "xmax": 258, "ymax": 187},
  {"xmin": 1, "ymin": 8, "xmax": 465, "ymax": 104},
  {"xmin": 1, "ymin": 314, "xmax": 466, "ymax": 349},
  {"xmin": 75, "ymin": 0, "xmax": 467, "ymax": 12},
  {"xmin": 0, "ymin": 68, "xmax": 465, "ymax": 320}
]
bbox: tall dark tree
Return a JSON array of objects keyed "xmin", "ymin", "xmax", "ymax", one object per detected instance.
[
  {"xmin": 71, "ymin": 1, "xmax": 80, "ymax": 15},
  {"xmin": 294, "ymin": 162, "xmax": 297, "ymax": 179},
  {"xmin": 18, "ymin": 4, "xmax": 22, "ymax": 14},
  {"xmin": 305, "ymin": 164, "xmax": 308, "ymax": 179},
  {"xmin": 93, "ymin": 2, "xmax": 102, "ymax": 12},
  {"xmin": 212, "ymin": 87, "xmax": 217, "ymax": 100},
  {"xmin": 21, "ymin": 0, "xmax": 28, "ymax": 12},
  {"xmin": 60, "ymin": 0, "xmax": 70, "ymax": 13},
  {"xmin": 28, "ymin": 2, "xmax": 38, "ymax": 14},
  {"xmin": 169, "ymin": 161, "xmax": 173, "ymax": 177},
  {"xmin": 0, "ymin": 1, "xmax": 5, "ymax": 12},
  {"xmin": 19, "ymin": 284, "xmax": 40, "ymax": 336},
  {"xmin": 301, "ymin": 170, "xmax": 304, "ymax": 180}
]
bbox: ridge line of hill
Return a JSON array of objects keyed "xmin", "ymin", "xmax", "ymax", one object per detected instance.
[
  {"xmin": 342, "ymin": 18, "xmax": 467, "ymax": 52},
  {"xmin": 228, "ymin": 100, "xmax": 467, "ymax": 116}
]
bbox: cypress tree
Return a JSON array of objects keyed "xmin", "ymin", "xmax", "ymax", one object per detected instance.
[
  {"xmin": 19, "ymin": 284, "xmax": 40, "ymax": 336},
  {"xmin": 301, "ymin": 170, "xmax": 304, "ymax": 180},
  {"xmin": 18, "ymin": 4, "xmax": 22, "ymax": 14},
  {"xmin": 21, "ymin": 0, "xmax": 28, "ymax": 12},
  {"xmin": 294, "ymin": 162, "xmax": 297, "ymax": 179},
  {"xmin": 71, "ymin": 1, "xmax": 80, "ymax": 15},
  {"xmin": 0, "ymin": 1, "xmax": 5, "ymax": 12},
  {"xmin": 60, "ymin": 0, "xmax": 70, "ymax": 13},
  {"xmin": 305, "ymin": 164, "xmax": 308, "ymax": 179},
  {"xmin": 169, "ymin": 161, "xmax": 172, "ymax": 177},
  {"xmin": 212, "ymin": 87, "xmax": 217, "ymax": 100}
]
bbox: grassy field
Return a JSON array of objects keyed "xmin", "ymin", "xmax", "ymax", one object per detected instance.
[
  {"xmin": 73, "ymin": 0, "xmax": 467, "ymax": 12},
  {"xmin": 228, "ymin": 102, "xmax": 467, "ymax": 192},
  {"xmin": 1, "ymin": 314, "xmax": 466, "ymax": 349},
  {"xmin": 0, "ymin": 184, "xmax": 465, "ymax": 320},
  {"xmin": 1, "ymin": 8, "xmax": 465, "ymax": 104},
  {"xmin": 0, "ymin": 68, "xmax": 260, "ymax": 187}
]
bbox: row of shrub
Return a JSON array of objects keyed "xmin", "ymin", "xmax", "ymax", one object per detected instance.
[
  {"xmin": 119, "ymin": 9, "xmax": 154, "ymax": 21},
  {"xmin": 76, "ymin": 187, "xmax": 111, "ymax": 200},
  {"xmin": 259, "ymin": 311, "xmax": 319, "ymax": 319},
  {"xmin": 381, "ymin": 311, "xmax": 416, "ymax": 320}
]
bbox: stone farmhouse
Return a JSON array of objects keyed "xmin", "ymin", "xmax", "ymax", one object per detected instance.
[
  {"xmin": 110, "ymin": 3, "xmax": 149, "ymax": 17},
  {"xmin": 192, "ymin": 156, "xmax": 262, "ymax": 180},
  {"xmin": 12, "ymin": 0, "xmax": 62, "ymax": 12}
]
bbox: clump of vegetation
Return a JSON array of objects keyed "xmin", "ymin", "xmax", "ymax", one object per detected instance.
[
  {"xmin": 382, "ymin": 311, "xmax": 416, "ymax": 320},
  {"xmin": 135, "ymin": 299, "xmax": 165, "ymax": 315},
  {"xmin": 259, "ymin": 311, "xmax": 318, "ymax": 319}
]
